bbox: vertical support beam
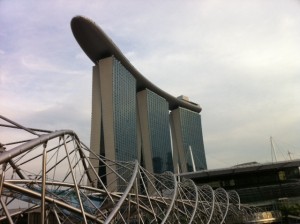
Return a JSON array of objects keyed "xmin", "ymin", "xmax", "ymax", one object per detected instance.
[
  {"xmin": 0, "ymin": 145, "xmax": 6, "ymax": 193},
  {"xmin": 0, "ymin": 145, "xmax": 13, "ymax": 224},
  {"xmin": 89, "ymin": 65, "xmax": 102, "ymax": 187},
  {"xmin": 63, "ymin": 135, "xmax": 88, "ymax": 224},
  {"xmin": 99, "ymin": 57, "xmax": 117, "ymax": 190},
  {"xmin": 170, "ymin": 109, "xmax": 187, "ymax": 173},
  {"xmin": 137, "ymin": 90, "xmax": 154, "ymax": 174},
  {"xmin": 134, "ymin": 178, "xmax": 141, "ymax": 224},
  {"xmin": 41, "ymin": 144, "xmax": 47, "ymax": 224}
]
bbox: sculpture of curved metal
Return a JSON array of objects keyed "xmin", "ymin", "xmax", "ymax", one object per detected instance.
[{"xmin": 0, "ymin": 115, "xmax": 255, "ymax": 223}]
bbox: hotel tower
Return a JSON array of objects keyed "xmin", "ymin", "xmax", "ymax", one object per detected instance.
[{"xmin": 71, "ymin": 16, "xmax": 207, "ymax": 184}]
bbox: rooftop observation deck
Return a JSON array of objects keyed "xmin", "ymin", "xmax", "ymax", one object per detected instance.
[{"xmin": 71, "ymin": 16, "xmax": 201, "ymax": 113}]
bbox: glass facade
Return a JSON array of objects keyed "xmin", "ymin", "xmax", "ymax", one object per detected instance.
[
  {"xmin": 96, "ymin": 56, "xmax": 206, "ymax": 177},
  {"xmin": 146, "ymin": 89, "xmax": 174, "ymax": 173},
  {"xmin": 179, "ymin": 107, "xmax": 207, "ymax": 171},
  {"xmin": 112, "ymin": 58, "xmax": 137, "ymax": 162}
]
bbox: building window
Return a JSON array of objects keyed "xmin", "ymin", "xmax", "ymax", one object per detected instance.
[{"xmin": 278, "ymin": 171, "xmax": 286, "ymax": 181}]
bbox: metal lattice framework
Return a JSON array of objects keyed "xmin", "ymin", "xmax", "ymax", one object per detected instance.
[{"xmin": 0, "ymin": 115, "xmax": 256, "ymax": 223}]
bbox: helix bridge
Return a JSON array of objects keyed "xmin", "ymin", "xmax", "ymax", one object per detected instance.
[{"xmin": 0, "ymin": 115, "xmax": 258, "ymax": 223}]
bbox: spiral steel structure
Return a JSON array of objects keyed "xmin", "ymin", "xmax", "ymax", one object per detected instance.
[{"xmin": 0, "ymin": 115, "xmax": 257, "ymax": 223}]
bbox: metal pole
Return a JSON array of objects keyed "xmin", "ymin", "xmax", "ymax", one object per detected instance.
[
  {"xmin": 137, "ymin": 169, "xmax": 158, "ymax": 222},
  {"xmin": 81, "ymin": 151, "xmax": 117, "ymax": 205},
  {"xmin": 74, "ymin": 138, "xmax": 94, "ymax": 187},
  {"xmin": 0, "ymin": 198, "xmax": 14, "ymax": 224},
  {"xmin": 53, "ymin": 207, "xmax": 62, "ymax": 224},
  {"xmin": 62, "ymin": 135, "xmax": 88, "ymax": 224},
  {"xmin": 134, "ymin": 178, "xmax": 140, "ymax": 224},
  {"xmin": 0, "ymin": 115, "xmax": 40, "ymax": 136},
  {"xmin": 0, "ymin": 145, "xmax": 13, "ymax": 224},
  {"xmin": 41, "ymin": 144, "xmax": 47, "ymax": 224}
]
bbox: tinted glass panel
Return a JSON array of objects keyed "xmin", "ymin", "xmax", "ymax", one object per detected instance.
[
  {"xmin": 179, "ymin": 108, "xmax": 207, "ymax": 171},
  {"xmin": 146, "ymin": 89, "xmax": 173, "ymax": 173},
  {"xmin": 112, "ymin": 58, "xmax": 137, "ymax": 162}
]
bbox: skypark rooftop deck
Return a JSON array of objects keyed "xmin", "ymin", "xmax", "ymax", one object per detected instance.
[{"xmin": 71, "ymin": 16, "xmax": 201, "ymax": 113}]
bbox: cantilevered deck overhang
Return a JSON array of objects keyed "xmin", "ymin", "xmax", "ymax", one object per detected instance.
[{"xmin": 71, "ymin": 16, "xmax": 201, "ymax": 113}]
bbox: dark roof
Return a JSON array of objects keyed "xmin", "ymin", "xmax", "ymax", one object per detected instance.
[
  {"xmin": 179, "ymin": 159, "xmax": 300, "ymax": 179},
  {"xmin": 71, "ymin": 16, "xmax": 201, "ymax": 113}
]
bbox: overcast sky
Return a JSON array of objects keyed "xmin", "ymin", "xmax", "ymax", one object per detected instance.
[{"xmin": 1, "ymin": 0, "xmax": 300, "ymax": 169}]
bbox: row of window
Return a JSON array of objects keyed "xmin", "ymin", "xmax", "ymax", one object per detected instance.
[
  {"xmin": 113, "ymin": 59, "xmax": 137, "ymax": 162},
  {"xmin": 180, "ymin": 108, "xmax": 207, "ymax": 171},
  {"xmin": 196, "ymin": 167, "xmax": 300, "ymax": 189},
  {"xmin": 109, "ymin": 57, "xmax": 206, "ymax": 173}
]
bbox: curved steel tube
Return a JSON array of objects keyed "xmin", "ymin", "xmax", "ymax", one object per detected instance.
[
  {"xmin": 0, "ymin": 121, "xmax": 253, "ymax": 223},
  {"xmin": 0, "ymin": 130, "xmax": 76, "ymax": 165},
  {"xmin": 3, "ymin": 182, "xmax": 103, "ymax": 223},
  {"xmin": 203, "ymin": 185, "xmax": 215, "ymax": 224},
  {"xmin": 189, "ymin": 179, "xmax": 199, "ymax": 224},
  {"xmin": 228, "ymin": 190, "xmax": 241, "ymax": 210},
  {"xmin": 161, "ymin": 172, "xmax": 178, "ymax": 224},
  {"xmin": 104, "ymin": 160, "xmax": 139, "ymax": 223},
  {"xmin": 215, "ymin": 188, "xmax": 229, "ymax": 224}
]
